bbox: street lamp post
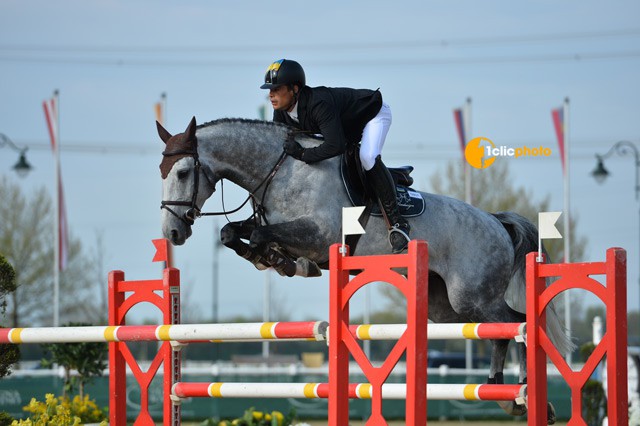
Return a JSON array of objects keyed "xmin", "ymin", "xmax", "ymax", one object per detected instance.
[
  {"xmin": 0, "ymin": 133, "xmax": 32, "ymax": 178},
  {"xmin": 592, "ymin": 140, "xmax": 640, "ymax": 315}
]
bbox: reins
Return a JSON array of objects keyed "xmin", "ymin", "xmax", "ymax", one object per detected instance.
[
  {"xmin": 198, "ymin": 151, "xmax": 287, "ymax": 225},
  {"xmin": 160, "ymin": 135, "xmax": 288, "ymax": 227}
]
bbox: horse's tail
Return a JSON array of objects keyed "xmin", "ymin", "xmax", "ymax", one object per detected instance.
[{"xmin": 492, "ymin": 211, "xmax": 575, "ymax": 356}]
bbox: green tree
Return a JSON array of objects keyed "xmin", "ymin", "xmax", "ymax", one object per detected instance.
[
  {"xmin": 41, "ymin": 322, "xmax": 108, "ymax": 398},
  {"xmin": 0, "ymin": 254, "xmax": 19, "ymax": 426},
  {"xmin": 0, "ymin": 254, "xmax": 19, "ymax": 378},
  {"xmin": 0, "ymin": 176, "xmax": 103, "ymax": 327}
]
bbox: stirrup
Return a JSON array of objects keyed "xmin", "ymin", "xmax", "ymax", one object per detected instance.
[{"xmin": 388, "ymin": 223, "xmax": 410, "ymax": 254}]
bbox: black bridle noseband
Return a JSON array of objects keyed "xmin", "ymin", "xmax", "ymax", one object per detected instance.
[{"xmin": 160, "ymin": 138, "xmax": 288, "ymax": 227}]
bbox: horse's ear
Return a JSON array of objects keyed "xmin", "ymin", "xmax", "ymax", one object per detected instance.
[
  {"xmin": 157, "ymin": 121, "xmax": 172, "ymax": 144},
  {"xmin": 185, "ymin": 116, "xmax": 197, "ymax": 140}
]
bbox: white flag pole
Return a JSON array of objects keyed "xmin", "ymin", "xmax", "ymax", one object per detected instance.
[
  {"xmin": 562, "ymin": 97, "xmax": 572, "ymax": 366},
  {"xmin": 464, "ymin": 97, "xmax": 473, "ymax": 371},
  {"xmin": 341, "ymin": 232, "xmax": 346, "ymax": 256},
  {"xmin": 53, "ymin": 89, "xmax": 60, "ymax": 327},
  {"xmin": 464, "ymin": 97, "xmax": 472, "ymax": 206}
]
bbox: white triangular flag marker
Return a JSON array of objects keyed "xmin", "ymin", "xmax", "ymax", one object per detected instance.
[
  {"xmin": 342, "ymin": 206, "xmax": 366, "ymax": 255},
  {"xmin": 538, "ymin": 211, "xmax": 563, "ymax": 262},
  {"xmin": 343, "ymin": 206, "xmax": 366, "ymax": 235},
  {"xmin": 539, "ymin": 211, "xmax": 563, "ymax": 239}
]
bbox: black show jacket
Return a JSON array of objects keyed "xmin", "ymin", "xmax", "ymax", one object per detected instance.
[{"xmin": 273, "ymin": 86, "xmax": 383, "ymax": 163}]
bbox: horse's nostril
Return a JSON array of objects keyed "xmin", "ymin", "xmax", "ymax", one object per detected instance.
[{"xmin": 171, "ymin": 229, "xmax": 178, "ymax": 241}]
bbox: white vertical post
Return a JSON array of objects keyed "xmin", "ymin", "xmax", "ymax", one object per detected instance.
[
  {"xmin": 212, "ymin": 221, "xmax": 219, "ymax": 325},
  {"xmin": 263, "ymin": 270, "xmax": 271, "ymax": 359},
  {"xmin": 160, "ymin": 92, "xmax": 167, "ymax": 127},
  {"xmin": 563, "ymin": 97, "xmax": 572, "ymax": 366},
  {"xmin": 212, "ymin": 221, "xmax": 220, "ymax": 362},
  {"xmin": 53, "ymin": 89, "xmax": 60, "ymax": 328},
  {"xmin": 463, "ymin": 97, "xmax": 472, "ymax": 206},
  {"xmin": 364, "ymin": 285, "xmax": 371, "ymax": 359},
  {"xmin": 464, "ymin": 97, "xmax": 473, "ymax": 370},
  {"xmin": 592, "ymin": 316, "xmax": 602, "ymax": 345}
]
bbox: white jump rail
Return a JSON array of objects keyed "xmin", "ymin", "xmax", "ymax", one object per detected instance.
[
  {"xmin": 0, "ymin": 321, "xmax": 327, "ymax": 344},
  {"xmin": 171, "ymin": 382, "xmax": 526, "ymax": 404},
  {"xmin": 0, "ymin": 321, "xmax": 525, "ymax": 344}
]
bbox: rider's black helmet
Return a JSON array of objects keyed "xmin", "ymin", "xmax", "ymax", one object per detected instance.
[{"xmin": 260, "ymin": 59, "xmax": 306, "ymax": 89}]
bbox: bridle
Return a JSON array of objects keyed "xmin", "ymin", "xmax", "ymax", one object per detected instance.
[
  {"xmin": 160, "ymin": 136, "xmax": 288, "ymax": 227},
  {"xmin": 160, "ymin": 143, "xmax": 207, "ymax": 227}
]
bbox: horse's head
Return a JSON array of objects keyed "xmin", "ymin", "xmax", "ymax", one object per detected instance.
[{"xmin": 158, "ymin": 117, "xmax": 215, "ymax": 245}]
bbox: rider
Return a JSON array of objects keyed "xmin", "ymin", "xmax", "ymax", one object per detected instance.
[{"xmin": 260, "ymin": 58, "xmax": 410, "ymax": 253}]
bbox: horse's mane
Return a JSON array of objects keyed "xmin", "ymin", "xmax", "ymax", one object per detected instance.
[
  {"xmin": 198, "ymin": 117, "xmax": 291, "ymax": 132},
  {"xmin": 197, "ymin": 117, "xmax": 324, "ymax": 145}
]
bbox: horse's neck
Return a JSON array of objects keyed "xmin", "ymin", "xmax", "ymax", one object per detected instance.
[{"xmin": 198, "ymin": 121, "xmax": 286, "ymax": 191}]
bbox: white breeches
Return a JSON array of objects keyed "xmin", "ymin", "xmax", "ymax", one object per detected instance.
[{"xmin": 359, "ymin": 102, "xmax": 392, "ymax": 171}]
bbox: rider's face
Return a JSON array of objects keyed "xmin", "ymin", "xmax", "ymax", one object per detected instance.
[{"xmin": 269, "ymin": 85, "xmax": 296, "ymax": 112}]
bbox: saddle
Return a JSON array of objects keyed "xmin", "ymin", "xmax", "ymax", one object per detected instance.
[{"xmin": 340, "ymin": 152, "xmax": 426, "ymax": 218}]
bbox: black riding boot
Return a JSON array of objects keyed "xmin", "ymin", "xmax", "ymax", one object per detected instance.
[{"xmin": 365, "ymin": 156, "xmax": 411, "ymax": 253}]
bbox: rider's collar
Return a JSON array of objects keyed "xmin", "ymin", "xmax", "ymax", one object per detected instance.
[{"xmin": 287, "ymin": 101, "xmax": 299, "ymax": 123}]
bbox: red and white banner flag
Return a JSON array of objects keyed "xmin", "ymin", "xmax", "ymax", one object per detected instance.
[
  {"xmin": 43, "ymin": 95, "xmax": 69, "ymax": 271},
  {"xmin": 551, "ymin": 107, "xmax": 566, "ymax": 174},
  {"xmin": 453, "ymin": 108, "xmax": 467, "ymax": 162},
  {"xmin": 155, "ymin": 101, "xmax": 163, "ymax": 125}
]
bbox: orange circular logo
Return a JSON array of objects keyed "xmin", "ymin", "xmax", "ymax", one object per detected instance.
[{"xmin": 465, "ymin": 137, "xmax": 496, "ymax": 169}]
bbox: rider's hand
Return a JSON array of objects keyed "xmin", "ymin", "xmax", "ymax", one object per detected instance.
[{"xmin": 283, "ymin": 139, "xmax": 305, "ymax": 160}]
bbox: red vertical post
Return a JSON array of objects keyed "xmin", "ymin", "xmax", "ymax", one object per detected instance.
[
  {"xmin": 605, "ymin": 248, "xmax": 628, "ymax": 426},
  {"xmin": 527, "ymin": 248, "xmax": 628, "ymax": 425},
  {"xmin": 526, "ymin": 253, "xmax": 548, "ymax": 425},
  {"xmin": 108, "ymin": 270, "xmax": 126, "ymax": 426},
  {"xmin": 328, "ymin": 244, "xmax": 350, "ymax": 426},
  {"xmin": 405, "ymin": 240, "xmax": 428, "ymax": 425},
  {"xmin": 108, "ymin": 239, "xmax": 181, "ymax": 425},
  {"xmin": 328, "ymin": 241, "xmax": 428, "ymax": 425}
]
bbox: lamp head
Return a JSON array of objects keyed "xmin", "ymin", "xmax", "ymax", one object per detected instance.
[
  {"xmin": 12, "ymin": 151, "xmax": 32, "ymax": 178},
  {"xmin": 591, "ymin": 156, "xmax": 610, "ymax": 184}
]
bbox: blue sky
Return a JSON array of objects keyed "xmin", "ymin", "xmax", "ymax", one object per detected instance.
[{"xmin": 1, "ymin": 1, "xmax": 639, "ymax": 325}]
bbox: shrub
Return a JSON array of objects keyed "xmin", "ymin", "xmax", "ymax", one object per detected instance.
[
  {"xmin": 40, "ymin": 323, "xmax": 107, "ymax": 398},
  {"xmin": 10, "ymin": 393, "xmax": 107, "ymax": 426},
  {"xmin": 201, "ymin": 407, "xmax": 294, "ymax": 426},
  {"xmin": 0, "ymin": 412, "xmax": 15, "ymax": 426}
]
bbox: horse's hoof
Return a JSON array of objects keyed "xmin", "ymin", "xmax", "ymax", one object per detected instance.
[
  {"xmin": 547, "ymin": 402, "xmax": 556, "ymax": 425},
  {"xmin": 497, "ymin": 401, "xmax": 527, "ymax": 417},
  {"xmin": 254, "ymin": 261, "xmax": 270, "ymax": 271},
  {"xmin": 296, "ymin": 257, "xmax": 322, "ymax": 277}
]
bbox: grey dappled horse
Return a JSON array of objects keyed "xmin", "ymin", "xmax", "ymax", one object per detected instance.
[{"xmin": 158, "ymin": 117, "xmax": 570, "ymax": 423}]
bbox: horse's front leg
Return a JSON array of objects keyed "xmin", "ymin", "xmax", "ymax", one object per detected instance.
[
  {"xmin": 249, "ymin": 218, "xmax": 323, "ymax": 278},
  {"xmin": 220, "ymin": 221, "xmax": 270, "ymax": 271}
]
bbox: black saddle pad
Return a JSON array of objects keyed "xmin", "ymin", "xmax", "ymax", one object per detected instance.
[{"xmin": 340, "ymin": 154, "xmax": 425, "ymax": 218}]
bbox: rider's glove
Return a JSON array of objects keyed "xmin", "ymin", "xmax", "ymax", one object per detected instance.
[{"xmin": 283, "ymin": 139, "xmax": 305, "ymax": 161}]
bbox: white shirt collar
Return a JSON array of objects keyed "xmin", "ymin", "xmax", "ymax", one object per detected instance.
[{"xmin": 287, "ymin": 102, "xmax": 299, "ymax": 123}]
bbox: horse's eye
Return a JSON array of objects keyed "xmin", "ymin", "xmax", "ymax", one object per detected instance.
[{"xmin": 177, "ymin": 170, "xmax": 189, "ymax": 180}]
